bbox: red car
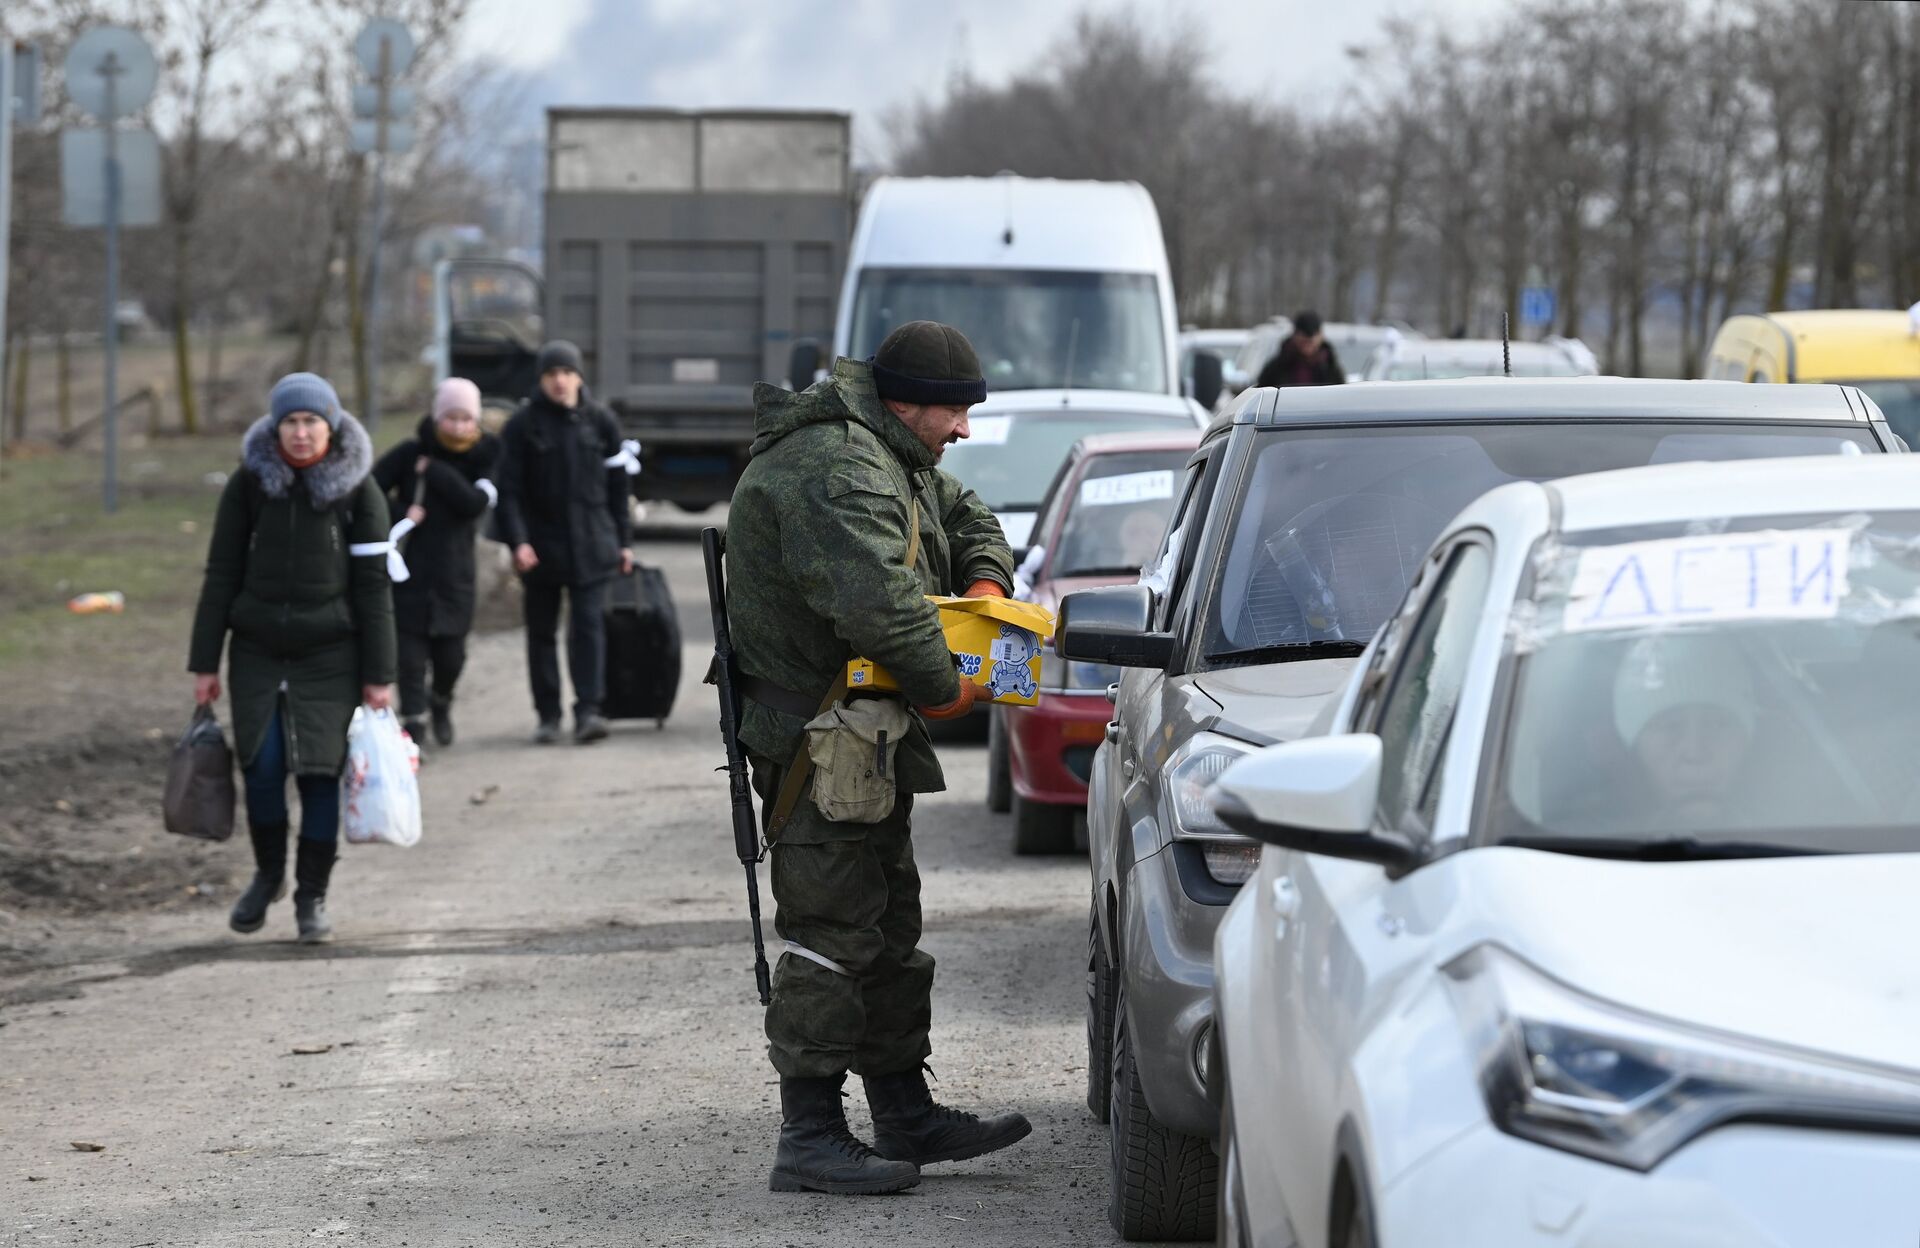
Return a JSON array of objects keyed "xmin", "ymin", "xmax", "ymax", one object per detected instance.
[{"xmin": 988, "ymin": 429, "xmax": 1203, "ymax": 853}]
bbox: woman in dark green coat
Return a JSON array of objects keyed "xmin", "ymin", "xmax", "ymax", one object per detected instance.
[{"xmin": 188, "ymin": 373, "xmax": 398, "ymax": 943}]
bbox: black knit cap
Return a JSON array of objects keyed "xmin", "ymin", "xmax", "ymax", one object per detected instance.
[
  {"xmin": 870, "ymin": 321, "xmax": 987, "ymax": 406},
  {"xmin": 537, "ymin": 339, "xmax": 585, "ymax": 377}
]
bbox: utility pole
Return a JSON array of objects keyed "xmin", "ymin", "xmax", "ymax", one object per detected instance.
[{"xmin": 352, "ymin": 19, "xmax": 415, "ymax": 432}]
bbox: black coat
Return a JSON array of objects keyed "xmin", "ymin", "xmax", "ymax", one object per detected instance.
[
  {"xmin": 188, "ymin": 413, "xmax": 397, "ymax": 774},
  {"xmin": 1256, "ymin": 338, "xmax": 1345, "ymax": 388},
  {"xmin": 372, "ymin": 416, "xmax": 502, "ymax": 637},
  {"xmin": 494, "ymin": 391, "xmax": 632, "ymax": 587}
]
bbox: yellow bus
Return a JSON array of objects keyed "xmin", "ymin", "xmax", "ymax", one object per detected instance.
[{"xmin": 1706, "ymin": 310, "xmax": 1920, "ymax": 444}]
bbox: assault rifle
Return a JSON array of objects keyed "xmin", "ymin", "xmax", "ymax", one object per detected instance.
[{"xmin": 701, "ymin": 527, "xmax": 773, "ymax": 1007}]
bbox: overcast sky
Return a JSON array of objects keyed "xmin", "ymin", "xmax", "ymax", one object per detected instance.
[{"xmin": 461, "ymin": 0, "xmax": 1513, "ymax": 165}]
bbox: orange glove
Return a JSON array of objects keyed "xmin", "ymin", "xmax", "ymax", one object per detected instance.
[
  {"xmin": 962, "ymin": 579, "xmax": 1006, "ymax": 599},
  {"xmin": 920, "ymin": 680, "xmax": 994, "ymax": 720}
]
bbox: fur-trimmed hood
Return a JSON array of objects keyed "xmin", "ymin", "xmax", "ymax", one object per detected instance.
[{"xmin": 241, "ymin": 410, "xmax": 374, "ymax": 508}]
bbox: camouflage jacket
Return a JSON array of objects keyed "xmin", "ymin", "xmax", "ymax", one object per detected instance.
[{"xmin": 726, "ymin": 357, "xmax": 1014, "ymax": 793}]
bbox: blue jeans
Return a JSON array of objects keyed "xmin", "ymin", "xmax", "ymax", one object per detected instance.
[{"xmin": 243, "ymin": 712, "xmax": 340, "ymax": 844}]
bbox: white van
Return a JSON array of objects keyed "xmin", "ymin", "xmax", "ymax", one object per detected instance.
[{"xmin": 829, "ymin": 176, "xmax": 1183, "ymax": 399}]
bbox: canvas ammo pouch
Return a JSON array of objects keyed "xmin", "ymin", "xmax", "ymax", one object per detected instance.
[{"xmin": 803, "ymin": 695, "xmax": 912, "ymax": 823}]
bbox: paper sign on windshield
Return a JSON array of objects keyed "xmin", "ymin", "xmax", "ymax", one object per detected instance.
[
  {"xmin": 1080, "ymin": 470, "xmax": 1175, "ymax": 508},
  {"xmin": 967, "ymin": 416, "xmax": 1012, "ymax": 446},
  {"xmin": 1565, "ymin": 530, "xmax": 1851, "ymax": 633}
]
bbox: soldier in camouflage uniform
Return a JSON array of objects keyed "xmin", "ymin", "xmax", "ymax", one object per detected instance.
[{"xmin": 726, "ymin": 322, "xmax": 1033, "ymax": 1195}]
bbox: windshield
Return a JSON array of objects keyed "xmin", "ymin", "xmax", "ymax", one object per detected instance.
[
  {"xmin": 1204, "ymin": 422, "xmax": 1879, "ymax": 662},
  {"xmin": 943, "ymin": 412, "xmax": 1194, "ymax": 512},
  {"xmin": 449, "ymin": 266, "xmax": 542, "ymax": 345},
  {"xmin": 850, "ymin": 268, "xmax": 1168, "ymax": 393},
  {"xmin": 1845, "ymin": 379, "xmax": 1920, "ymax": 448},
  {"xmin": 1049, "ymin": 450, "xmax": 1192, "ymax": 578},
  {"xmin": 1491, "ymin": 512, "xmax": 1920, "ymax": 856}
]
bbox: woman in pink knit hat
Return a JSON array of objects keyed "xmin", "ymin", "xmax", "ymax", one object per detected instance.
[{"xmin": 371, "ymin": 378, "xmax": 501, "ymax": 749}]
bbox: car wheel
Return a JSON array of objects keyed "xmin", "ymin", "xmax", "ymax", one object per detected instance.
[
  {"xmin": 1216, "ymin": 1074, "xmax": 1250, "ymax": 1248},
  {"xmin": 1012, "ymin": 791, "xmax": 1076, "ymax": 855},
  {"xmin": 1086, "ymin": 898, "xmax": 1115, "ymax": 1123},
  {"xmin": 1109, "ymin": 977, "xmax": 1218, "ymax": 1242},
  {"xmin": 986, "ymin": 708, "xmax": 1012, "ymax": 814},
  {"xmin": 1330, "ymin": 1163, "xmax": 1379, "ymax": 1248}
]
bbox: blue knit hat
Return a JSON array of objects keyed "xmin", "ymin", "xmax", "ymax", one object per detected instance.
[{"xmin": 269, "ymin": 373, "xmax": 342, "ymax": 430}]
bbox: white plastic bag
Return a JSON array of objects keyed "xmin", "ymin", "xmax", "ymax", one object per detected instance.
[{"xmin": 341, "ymin": 707, "xmax": 423, "ymax": 847}]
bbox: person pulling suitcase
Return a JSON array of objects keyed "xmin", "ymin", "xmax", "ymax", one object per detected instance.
[{"xmin": 495, "ymin": 342, "xmax": 634, "ymax": 745}]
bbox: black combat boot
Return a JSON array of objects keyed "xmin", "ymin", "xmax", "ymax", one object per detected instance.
[
  {"xmin": 769, "ymin": 1075, "xmax": 921, "ymax": 1195},
  {"xmin": 863, "ymin": 1066, "xmax": 1033, "ymax": 1167},
  {"xmin": 229, "ymin": 822, "xmax": 289, "ymax": 934},
  {"xmin": 430, "ymin": 694, "xmax": 455, "ymax": 747},
  {"xmin": 402, "ymin": 718, "xmax": 429, "ymax": 751},
  {"xmin": 292, "ymin": 839, "xmax": 336, "ymax": 945}
]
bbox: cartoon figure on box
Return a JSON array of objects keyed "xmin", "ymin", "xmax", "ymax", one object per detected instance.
[{"xmin": 987, "ymin": 625, "xmax": 1040, "ymax": 701}]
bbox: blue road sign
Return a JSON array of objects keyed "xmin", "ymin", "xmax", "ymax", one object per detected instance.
[{"xmin": 1521, "ymin": 285, "xmax": 1556, "ymax": 329}]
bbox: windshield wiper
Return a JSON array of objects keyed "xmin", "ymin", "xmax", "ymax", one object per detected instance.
[
  {"xmin": 1498, "ymin": 834, "xmax": 1835, "ymax": 861},
  {"xmin": 1206, "ymin": 640, "xmax": 1368, "ymax": 663}
]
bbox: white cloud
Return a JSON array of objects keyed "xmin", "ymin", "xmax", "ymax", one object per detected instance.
[{"xmin": 466, "ymin": 0, "xmax": 597, "ymax": 70}]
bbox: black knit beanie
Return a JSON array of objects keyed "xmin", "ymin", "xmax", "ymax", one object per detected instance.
[
  {"xmin": 537, "ymin": 340, "xmax": 585, "ymax": 377},
  {"xmin": 870, "ymin": 321, "xmax": 987, "ymax": 406}
]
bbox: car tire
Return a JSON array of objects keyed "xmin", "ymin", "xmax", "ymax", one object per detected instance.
[
  {"xmin": 1216, "ymin": 1074, "xmax": 1250, "ymax": 1248},
  {"xmin": 1012, "ymin": 791, "xmax": 1076, "ymax": 855},
  {"xmin": 1108, "ymin": 978, "xmax": 1217, "ymax": 1242},
  {"xmin": 1330, "ymin": 1164, "xmax": 1379, "ymax": 1248},
  {"xmin": 987, "ymin": 708, "xmax": 1012, "ymax": 814},
  {"xmin": 1086, "ymin": 898, "xmax": 1115, "ymax": 1123}
]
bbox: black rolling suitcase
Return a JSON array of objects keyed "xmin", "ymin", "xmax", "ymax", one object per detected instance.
[{"xmin": 603, "ymin": 564, "xmax": 681, "ymax": 725}]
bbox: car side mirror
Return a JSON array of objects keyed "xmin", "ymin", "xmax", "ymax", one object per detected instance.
[
  {"xmin": 1191, "ymin": 350, "xmax": 1225, "ymax": 411},
  {"xmin": 1058, "ymin": 584, "xmax": 1175, "ymax": 669},
  {"xmin": 787, "ymin": 338, "xmax": 822, "ymax": 389},
  {"xmin": 1209, "ymin": 735, "xmax": 1415, "ymax": 869}
]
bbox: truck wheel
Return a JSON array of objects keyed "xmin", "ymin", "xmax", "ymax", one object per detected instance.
[
  {"xmin": 986, "ymin": 709, "xmax": 1012, "ymax": 814},
  {"xmin": 1087, "ymin": 898, "xmax": 1114, "ymax": 1122},
  {"xmin": 1108, "ymin": 979, "xmax": 1217, "ymax": 1242},
  {"xmin": 1012, "ymin": 791, "xmax": 1075, "ymax": 855},
  {"xmin": 673, "ymin": 501, "xmax": 713, "ymax": 514}
]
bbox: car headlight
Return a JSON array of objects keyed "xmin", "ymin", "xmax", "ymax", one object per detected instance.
[
  {"xmin": 1039, "ymin": 644, "xmax": 1121, "ymax": 693},
  {"xmin": 1166, "ymin": 733, "xmax": 1254, "ymax": 840},
  {"xmin": 1446, "ymin": 945, "xmax": 1920, "ymax": 1171}
]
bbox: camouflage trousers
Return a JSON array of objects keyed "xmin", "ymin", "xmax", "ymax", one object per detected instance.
[{"xmin": 752, "ymin": 757, "xmax": 935, "ymax": 1080}]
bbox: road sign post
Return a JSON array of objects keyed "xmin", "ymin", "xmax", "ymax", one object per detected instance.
[{"xmin": 63, "ymin": 26, "xmax": 156, "ymax": 513}]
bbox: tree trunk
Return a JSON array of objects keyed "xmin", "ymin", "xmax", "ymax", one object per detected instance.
[
  {"xmin": 57, "ymin": 333, "xmax": 71, "ymax": 434},
  {"xmin": 204, "ymin": 315, "xmax": 224, "ymax": 429},
  {"xmin": 170, "ymin": 216, "xmax": 200, "ymax": 434},
  {"xmin": 8, "ymin": 337, "xmax": 28, "ymax": 442}
]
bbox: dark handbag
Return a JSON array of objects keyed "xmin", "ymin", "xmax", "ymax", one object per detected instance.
[{"xmin": 163, "ymin": 705, "xmax": 236, "ymax": 841}]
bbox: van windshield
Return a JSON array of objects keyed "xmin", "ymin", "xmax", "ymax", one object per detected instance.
[{"xmin": 850, "ymin": 269, "xmax": 1168, "ymax": 394}]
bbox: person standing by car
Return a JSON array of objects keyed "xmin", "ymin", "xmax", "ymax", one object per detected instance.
[
  {"xmin": 494, "ymin": 341, "xmax": 634, "ymax": 745},
  {"xmin": 372, "ymin": 378, "xmax": 501, "ymax": 751},
  {"xmin": 1255, "ymin": 309, "xmax": 1345, "ymax": 388},
  {"xmin": 726, "ymin": 321, "xmax": 1031, "ymax": 1196},
  {"xmin": 187, "ymin": 373, "xmax": 397, "ymax": 944}
]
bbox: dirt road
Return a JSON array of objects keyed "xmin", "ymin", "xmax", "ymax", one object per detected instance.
[{"xmin": 0, "ymin": 524, "xmax": 1146, "ymax": 1247}]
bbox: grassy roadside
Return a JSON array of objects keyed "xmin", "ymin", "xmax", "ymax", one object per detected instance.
[{"xmin": 0, "ymin": 441, "xmax": 238, "ymax": 687}]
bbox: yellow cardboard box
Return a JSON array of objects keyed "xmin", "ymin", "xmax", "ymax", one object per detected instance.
[{"xmin": 847, "ymin": 596, "xmax": 1057, "ymax": 707}]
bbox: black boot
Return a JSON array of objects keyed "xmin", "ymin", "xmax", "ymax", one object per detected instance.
[
  {"xmin": 402, "ymin": 719, "xmax": 429, "ymax": 751},
  {"xmin": 864, "ymin": 1066, "xmax": 1032, "ymax": 1167},
  {"xmin": 292, "ymin": 839, "xmax": 336, "ymax": 945},
  {"xmin": 769, "ymin": 1075, "xmax": 921, "ymax": 1195},
  {"xmin": 229, "ymin": 823, "xmax": 288, "ymax": 934},
  {"xmin": 430, "ymin": 694, "xmax": 455, "ymax": 747}
]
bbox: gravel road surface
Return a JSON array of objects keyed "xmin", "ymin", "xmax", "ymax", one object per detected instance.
[{"xmin": 1, "ymin": 523, "xmax": 1157, "ymax": 1247}]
